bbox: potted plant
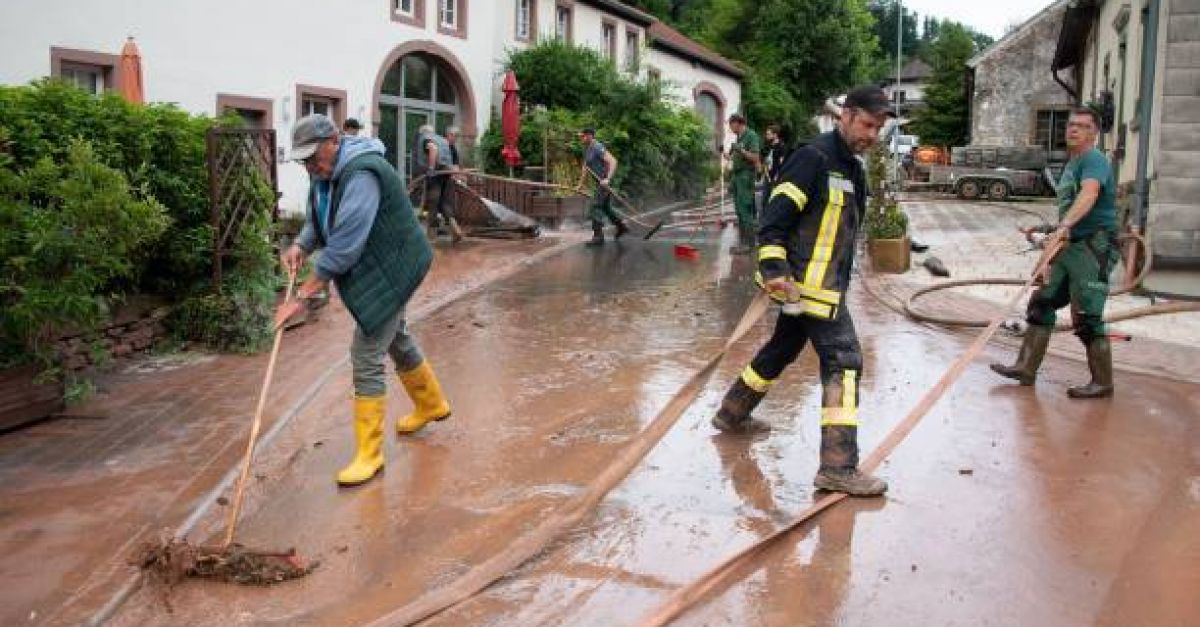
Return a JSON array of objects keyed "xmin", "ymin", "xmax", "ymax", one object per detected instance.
[
  {"xmin": 865, "ymin": 200, "xmax": 911, "ymax": 273},
  {"xmin": 864, "ymin": 148, "xmax": 910, "ymax": 273}
]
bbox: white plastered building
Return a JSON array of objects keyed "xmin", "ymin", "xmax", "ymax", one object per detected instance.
[{"xmin": 0, "ymin": 0, "xmax": 743, "ymax": 216}]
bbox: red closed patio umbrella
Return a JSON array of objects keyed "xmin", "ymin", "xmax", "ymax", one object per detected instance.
[
  {"xmin": 500, "ymin": 70, "xmax": 521, "ymax": 171},
  {"xmin": 117, "ymin": 37, "xmax": 144, "ymax": 104}
]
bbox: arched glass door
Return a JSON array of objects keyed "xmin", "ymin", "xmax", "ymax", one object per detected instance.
[{"xmin": 378, "ymin": 53, "xmax": 462, "ymax": 178}]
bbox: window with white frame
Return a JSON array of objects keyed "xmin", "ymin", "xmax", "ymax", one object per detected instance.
[
  {"xmin": 516, "ymin": 0, "xmax": 533, "ymax": 40},
  {"xmin": 625, "ymin": 29, "xmax": 639, "ymax": 71},
  {"xmin": 60, "ymin": 62, "xmax": 105, "ymax": 95},
  {"xmin": 302, "ymin": 96, "xmax": 333, "ymax": 118},
  {"xmin": 602, "ymin": 23, "xmax": 616, "ymax": 61},
  {"xmin": 439, "ymin": 0, "xmax": 456, "ymax": 29},
  {"xmin": 556, "ymin": 5, "xmax": 572, "ymax": 41},
  {"xmin": 393, "ymin": 0, "xmax": 414, "ymax": 16},
  {"xmin": 51, "ymin": 47, "xmax": 118, "ymax": 96}
]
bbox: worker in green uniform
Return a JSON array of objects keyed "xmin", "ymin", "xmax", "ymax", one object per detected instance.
[
  {"xmin": 727, "ymin": 113, "xmax": 762, "ymax": 254},
  {"xmin": 577, "ymin": 128, "xmax": 628, "ymax": 246},
  {"xmin": 991, "ymin": 107, "xmax": 1118, "ymax": 398}
]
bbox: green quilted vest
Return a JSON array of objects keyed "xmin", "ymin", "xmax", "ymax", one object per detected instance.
[{"xmin": 313, "ymin": 152, "xmax": 432, "ymax": 336}]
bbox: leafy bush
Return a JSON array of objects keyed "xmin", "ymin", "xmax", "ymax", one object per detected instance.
[
  {"xmin": 0, "ymin": 80, "xmax": 216, "ymax": 294},
  {"xmin": 483, "ymin": 42, "xmax": 717, "ymax": 201},
  {"xmin": 0, "ymin": 80, "xmax": 280, "ymax": 367},
  {"xmin": 865, "ymin": 201, "xmax": 908, "ymax": 239},
  {"xmin": 0, "ymin": 140, "xmax": 169, "ymax": 362},
  {"xmin": 863, "ymin": 147, "xmax": 907, "ymax": 239}
]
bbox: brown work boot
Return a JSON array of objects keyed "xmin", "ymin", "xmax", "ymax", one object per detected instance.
[
  {"xmin": 585, "ymin": 221, "xmax": 605, "ymax": 247},
  {"xmin": 813, "ymin": 425, "xmax": 886, "ymax": 496},
  {"xmin": 448, "ymin": 217, "xmax": 465, "ymax": 243},
  {"xmin": 1067, "ymin": 337, "xmax": 1114, "ymax": 399},
  {"xmin": 990, "ymin": 323, "xmax": 1052, "ymax": 385},
  {"xmin": 613, "ymin": 219, "xmax": 629, "ymax": 240},
  {"xmin": 728, "ymin": 226, "xmax": 753, "ymax": 255},
  {"xmin": 711, "ymin": 378, "xmax": 770, "ymax": 435}
]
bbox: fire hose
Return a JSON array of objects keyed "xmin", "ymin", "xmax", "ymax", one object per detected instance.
[{"xmin": 900, "ymin": 231, "xmax": 1200, "ymax": 330}]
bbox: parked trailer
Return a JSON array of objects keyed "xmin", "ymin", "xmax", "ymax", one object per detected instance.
[{"xmin": 925, "ymin": 165, "xmax": 1051, "ymax": 200}]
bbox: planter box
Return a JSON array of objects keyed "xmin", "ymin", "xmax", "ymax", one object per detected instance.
[
  {"xmin": 0, "ymin": 364, "xmax": 64, "ymax": 432},
  {"xmin": 528, "ymin": 195, "xmax": 586, "ymax": 227},
  {"xmin": 868, "ymin": 237, "xmax": 911, "ymax": 273}
]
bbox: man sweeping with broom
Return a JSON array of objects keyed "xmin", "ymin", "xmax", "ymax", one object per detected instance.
[{"xmin": 278, "ymin": 114, "xmax": 453, "ymax": 487}]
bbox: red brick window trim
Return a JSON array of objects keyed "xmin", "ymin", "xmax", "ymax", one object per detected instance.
[
  {"xmin": 436, "ymin": 0, "xmax": 468, "ymax": 39},
  {"xmin": 390, "ymin": 0, "xmax": 425, "ymax": 28},
  {"xmin": 296, "ymin": 84, "xmax": 347, "ymax": 127},
  {"xmin": 515, "ymin": 0, "xmax": 538, "ymax": 42},
  {"xmin": 50, "ymin": 46, "xmax": 120, "ymax": 95},
  {"xmin": 216, "ymin": 93, "xmax": 274, "ymax": 129}
]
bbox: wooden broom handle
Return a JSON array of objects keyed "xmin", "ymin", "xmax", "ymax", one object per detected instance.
[{"xmin": 221, "ymin": 272, "xmax": 296, "ymax": 549}]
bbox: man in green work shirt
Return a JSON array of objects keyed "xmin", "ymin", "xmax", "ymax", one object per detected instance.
[
  {"xmin": 727, "ymin": 113, "xmax": 762, "ymax": 254},
  {"xmin": 991, "ymin": 107, "xmax": 1119, "ymax": 398}
]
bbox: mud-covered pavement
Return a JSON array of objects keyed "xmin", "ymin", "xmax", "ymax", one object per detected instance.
[{"xmin": 36, "ymin": 234, "xmax": 1200, "ymax": 625}]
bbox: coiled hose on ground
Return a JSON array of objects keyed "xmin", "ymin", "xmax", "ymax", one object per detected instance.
[{"xmin": 894, "ymin": 211, "xmax": 1200, "ymax": 329}]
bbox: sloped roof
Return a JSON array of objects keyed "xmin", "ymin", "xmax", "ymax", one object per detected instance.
[
  {"xmin": 967, "ymin": 0, "xmax": 1069, "ymax": 68},
  {"xmin": 882, "ymin": 59, "xmax": 933, "ymax": 84},
  {"xmin": 648, "ymin": 21, "xmax": 744, "ymax": 79},
  {"xmin": 579, "ymin": 0, "xmax": 655, "ymax": 26}
]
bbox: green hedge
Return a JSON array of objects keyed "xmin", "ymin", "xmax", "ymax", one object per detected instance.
[{"xmin": 0, "ymin": 80, "xmax": 277, "ymax": 367}]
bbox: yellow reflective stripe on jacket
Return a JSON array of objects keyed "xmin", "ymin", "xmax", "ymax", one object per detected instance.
[
  {"xmin": 789, "ymin": 298, "xmax": 834, "ymax": 320},
  {"xmin": 758, "ymin": 244, "xmax": 787, "ymax": 262},
  {"xmin": 820, "ymin": 407, "xmax": 859, "ymax": 427},
  {"xmin": 803, "ymin": 184, "xmax": 845, "ymax": 288},
  {"xmin": 770, "ymin": 182, "xmax": 808, "ymax": 211},
  {"xmin": 740, "ymin": 365, "xmax": 774, "ymax": 392},
  {"xmin": 795, "ymin": 283, "xmax": 842, "ymax": 306},
  {"xmin": 753, "ymin": 271, "xmax": 838, "ymax": 320}
]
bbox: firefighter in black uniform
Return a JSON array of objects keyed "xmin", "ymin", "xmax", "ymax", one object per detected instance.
[{"xmin": 711, "ymin": 86, "xmax": 895, "ymax": 497}]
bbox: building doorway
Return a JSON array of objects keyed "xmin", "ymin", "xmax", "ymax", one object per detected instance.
[{"xmin": 378, "ymin": 52, "xmax": 463, "ymax": 179}]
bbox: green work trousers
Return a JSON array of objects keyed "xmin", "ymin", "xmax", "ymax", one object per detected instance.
[
  {"xmin": 589, "ymin": 187, "xmax": 622, "ymax": 225},
  {"xmin": 730, "ymin": 169, "xmax": 756, "ymax": 232},
  {"xmin": 1025, "ymin": 230, "xmax": 1115, "ymax": 343}
]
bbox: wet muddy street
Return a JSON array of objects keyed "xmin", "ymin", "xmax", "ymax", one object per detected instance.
[{"xmin": 110, "ymin": 236, "xmax": 1199, "ymax": 626}]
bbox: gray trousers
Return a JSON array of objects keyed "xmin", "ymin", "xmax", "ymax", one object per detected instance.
[{"xmin": 350, "ymin": 307, "xmax": 424, "ymax": 397}]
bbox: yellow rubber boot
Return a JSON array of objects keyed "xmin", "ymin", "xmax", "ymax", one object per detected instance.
[
  {"xmin": 396, "ymin": 361, "xmax": 451, "ymax": 434},
  {"xmin": 336, "ymin": 396, "xmax": 386, "ymax": 486}
]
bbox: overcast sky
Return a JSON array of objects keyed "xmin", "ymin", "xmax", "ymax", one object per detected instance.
[{"xmin": 899, "ymin": 0, "xmax": 1058, "ymax": 39}]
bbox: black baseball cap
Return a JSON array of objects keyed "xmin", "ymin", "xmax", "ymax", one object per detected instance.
[{"xmin": 843, "ymin": 85, "xmax": 897, "ymax": 117}]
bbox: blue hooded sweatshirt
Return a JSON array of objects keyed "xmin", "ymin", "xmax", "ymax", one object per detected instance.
[{"xmin": 296, "ymin": 135, "xmax": 390, "ymax": 281}]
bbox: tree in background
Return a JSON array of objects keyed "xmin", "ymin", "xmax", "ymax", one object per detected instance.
[
  {"xmin": 693, "ymin": 0, "xmax": 877, "ymax": 139},
  {"xmin": 483, "ymin": 41, "xmax": 715, "ymax": 200},
  {"xmin": 908, "ymin": 22, "xmax": 978, "ymax": 147},
  {"xmin": 868, "ymin": 0, "xmax": 919, "ymax": 75}
]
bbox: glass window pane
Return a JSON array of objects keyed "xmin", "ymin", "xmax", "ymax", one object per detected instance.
[
  {"xmin": 382, "ymin": 61, "xmax": 403, "ymax": 96},
  {"xmin": 435, "ymin": 68, "xmax": 457, "ymax": 105},
  {"xmin": 379, "ymin": 104, "xmax": 399, "ymax": 168},
  {"xmin": 405, "ymin": 109, "xmax": 432, "ymax": 177},
  {"xmin": 436, "ymin": 111, "xmax": 455, "ymax": 136},
  {"xmin": 403, "ymin": 55, "xmax": 432, "ymax": 100}
]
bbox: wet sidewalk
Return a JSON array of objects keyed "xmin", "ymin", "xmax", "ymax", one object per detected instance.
[
  {"xmin": 0, "ymin": 236, "xmax": 578, "ymax": 627},
  {"xmin": 870, "ymin": 198, "xmax": 1200, "ymax": 383}
]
